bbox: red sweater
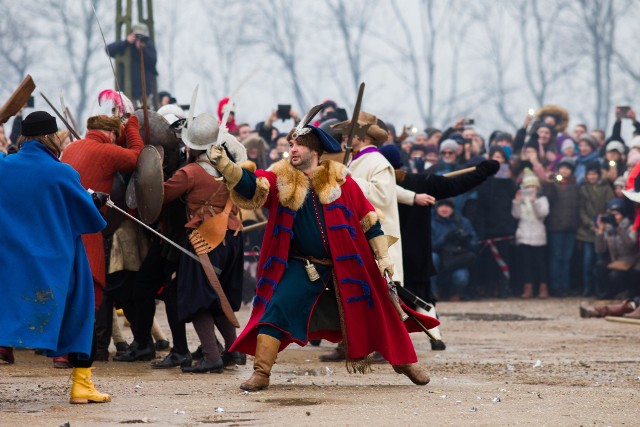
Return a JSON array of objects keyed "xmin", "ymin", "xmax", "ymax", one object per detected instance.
[{"xmin": 62, "ymin": 116, "xmax": 143, "ymax": 306}]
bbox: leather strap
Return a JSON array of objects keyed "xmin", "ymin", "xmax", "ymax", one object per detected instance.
[{"xmin": 198, "ymin": 253, "xmax": 240, "ymax": 328}]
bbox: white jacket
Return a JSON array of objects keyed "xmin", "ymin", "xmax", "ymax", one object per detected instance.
[{"xmin": 512, "ymin": 196, "xmax": 549, "ymax": 246}]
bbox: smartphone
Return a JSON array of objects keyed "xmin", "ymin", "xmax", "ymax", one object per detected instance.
[
  {"xmin": 618, "ymin": 106, "xmax": 630, "ymax": 118},
  {"xmin": 27, "ymin": 96, "xmax": 35, "ymax": 108},
  {"xmin": 463, "ymin": 118, "xmax": 475, "ymax": 126},
  {"xmin": 277, "ymin": 104, "xmax": 291, "ymax": 121}
]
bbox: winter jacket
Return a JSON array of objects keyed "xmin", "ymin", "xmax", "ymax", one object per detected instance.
[
  {"xmin": 577, "ymin": 182, "xmax": 614, "ymax": 242},
  {"xmin": 545, "ymin": 178, "xmax": 579, "ymax": 232},
  {"xmin": 574, "ymin": 151, "xmax": 601, "ymax": 184},
  {"xmin": 432, "ymin": 213, "xmax": 478, "ymax": 253},
  {"xmin": 512, "ymin": 193, "xmax": 549, "ymax": 246},
  {"xmin": 595, "ymin": 218, "xmax": 640, "ymax": 270},
  {"xmin": 475, "ymin": 175, "xmax": 517, "ymax": 239}
]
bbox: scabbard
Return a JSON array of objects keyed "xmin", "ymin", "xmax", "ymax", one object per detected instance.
[{"xmin": 198, "ymin": 253, "xmax": 240, "ymax": 328}]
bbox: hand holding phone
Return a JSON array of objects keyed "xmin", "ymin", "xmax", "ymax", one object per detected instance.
[{"xmin": 277, "ymin": 104, "xmax": 292, "ymax": 121}]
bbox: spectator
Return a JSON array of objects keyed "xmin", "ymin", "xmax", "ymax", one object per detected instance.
[
  {"xmin": 267, "ymin": 133, "xmax": 289, "ymax": 166},
  {"xmin": 609, "ymin": 106, "xmax": 640, "ymax": 146},
  {"xmin": 594, "ymin": 198, "xmax": 639, "ymax": 299},
  {"xmin": 475, "ymin": 145, "xmax": 517, "ymax": 297},
  {"xmin": 512, "ymin": 168, "xmax": 550, "ymax": 298},
  {"xmin": 257, "ymin": 107, "xmax": 299, "ymax": 147},
  {"xmin": 546, "ymin": 157, "xmax": 579, "ymax": 297},
  {"xmin": 603, "ymin": 140, "xmax": 626, "ymax": 184},
  {"xmin": 574, "ymin": 134, "xmax": 601, "ymax": 184},
  {"xmin": 431, "ymin": 199, "xmax": 479, "ymax": 301},
  {"xmin": 242, "ymin": 134, "xmax": 269, "ymax": 170},
  {"xmin": 107, "ymin": 23, "xmax": 157, "ymax": 105},
  {"xmin": 237, "ymin": 123, "xmax": 252, "ymax": 142},
  {"xmin": 572, "ymin": 123, "xmax": 587, "ymax": 142},
  {"xmin": 425, "ymin": 128, "xmax": 442, "ymax": 148},
  {"xmin": 576, "ymin": 161, "xmax": 614, "ymax": 296},
  {"xmin": 157, "ymin": 91, "xmax": 175, "ymax": 108}
]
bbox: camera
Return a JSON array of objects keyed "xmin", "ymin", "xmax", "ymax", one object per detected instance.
[
  {"xmin": 463, "ymin": 118, "xmax": 475, "ymax": 126},
  {"xmin": 600, "ymin": 214, "xmax": 616, "ymax": 226},
  {"xmin": 276, "ymin": 104, "xmax": 291, "ymax": 121},
  {"xmin": 135, "ymin": 33, "xmax": 149, "ymax": 43},
  {"xmin": 617, "ymin": 106, "xmax": 630, "ymax": 118}
]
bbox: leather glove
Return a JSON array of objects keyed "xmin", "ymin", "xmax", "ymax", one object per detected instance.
[
  {"xmin": 369, "ymin": 235, "xmax": 395, "ymax": 278},
  {"xmin": 206, "ymin": 145, "xmax": 243, "ymax": 189},
  {"xmin": 476, "ymin": 159, "xmax": 500, "ymax": 177},
  {"xmin": 91, "ymin": 191, "xmax": 109, "ymax": 209}
]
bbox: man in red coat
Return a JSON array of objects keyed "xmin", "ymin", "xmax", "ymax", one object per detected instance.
[
  {"xmin": 207, "ymin": 114, "xmax": 439, "ymax": 392},
  {"xmin": 62, "ymin": 114, "xmax": 144, "ymax": 309}
]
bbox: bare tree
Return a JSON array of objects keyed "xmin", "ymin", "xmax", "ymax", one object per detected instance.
[
  {"xmin": 510, "ymin": 0, "xmax": 580, "ymax": 107},
  {"xmin": 325, "ymin": 0, "xmax": 378, "ymax": 106},
  {"xmin": 0, "ymin": 3, "xmax": 40, "ymax": 95},
  {"xmin": 48, "ymin": 0, "xmax": 113, "ymax": 129}
]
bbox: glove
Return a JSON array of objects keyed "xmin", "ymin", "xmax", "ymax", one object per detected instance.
[
  {"xmin": 91, "ymin": 191, "xmax": 109, "ymax": 209},
  {"xmin": 369, "ymin": 235, "xmax": 395, "ymax": 278},
  {"xmin": 206, "ymin": 145, "xmax": 243, "ymax": 189},
  {"xmin": 476, "ymin": 159, "xmax": 500, "ymax": 177}
]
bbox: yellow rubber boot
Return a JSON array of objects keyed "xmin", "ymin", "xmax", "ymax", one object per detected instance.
[
  {"xmin": 69, "ymin": 367, "xmax": 111, "ymax": 404},
  {"xmin": 240, "ymin": 334, "xmax": 280, "ymax": 392}
]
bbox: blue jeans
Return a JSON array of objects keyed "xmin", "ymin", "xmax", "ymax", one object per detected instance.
[
  {"xmin": 432, "ymin": 252, "xmax": 470, "ymax": 298},
  {"xmin": 548, "ymin": 231, "xmax": 576, "ymax": 295},
  {"xmin": 581, "ymin": 241, "xmax": 596, "ymax": 295}
]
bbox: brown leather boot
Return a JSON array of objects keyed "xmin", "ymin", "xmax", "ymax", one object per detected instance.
[
  {"xmin": 240, "ymin": 334, "xmax": 280, "ymax": 392},
  {"xmin": 521, "ymin": 283, "xmax": 533, "ymax": 299},
  {"xmin": 580, "ymin": 300, "xmax": 635, "ymax": 318},
  {"xmin": 392, "ymin": 363, "xmax": 430, "ymax": 385},
  {"xmin": 319, "ymin": 341, "xmax": 346, "ymax": 362},
  {"xmin": 538, "ymin": 283, "xmax": 549, "ymax": 299}
]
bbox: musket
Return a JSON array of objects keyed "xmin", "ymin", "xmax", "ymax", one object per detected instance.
[
  {"xmin": 100, "ymin": 193, "xmax": 201, "ymax": 263},
  {"xmin": 39, "ymin": 92, "xmax": 81, "ymax": 140},
  {"xmin": 443, "ymin": 166, "xmax": 476, "ymax": 178},
  {"xmin": 385, "ymin": 271, "xmax": 409, "ymax": 322},
  {"xmin": 343, "ymin": 82, "xmax": 365, "ymax": 165}
]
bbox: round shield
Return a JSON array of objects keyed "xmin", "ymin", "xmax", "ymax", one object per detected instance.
[
  {"xmin": 135, "ymin": 145, "xmax": 164, "ymax": 224},
  {"xmin": 134, "ymin": 109, "xmax": 182, "ymax": 177}
]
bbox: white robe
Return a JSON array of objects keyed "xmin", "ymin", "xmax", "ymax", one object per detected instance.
[{"xmin": 349, "ymin": 150, "xmax": 415, "ymax": 285}]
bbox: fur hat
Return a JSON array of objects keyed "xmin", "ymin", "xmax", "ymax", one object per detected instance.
[
  {"xmin": 87, "ymin": 115, "xmax": 122, "ymax": 138},
  {"xmin": 521, "ymin": 168, "xmax": 541, "ymax": 188},
  {"xmin": 21, "ymin": 111, "xmax": 58, "ymax": 136},
  {"xmin": 536, "ymin": 105, "xmax": 570, "ymax": 133},
  {"xmin": 331, "ymin": 111, "xmax": 389, "ymax": 147}
]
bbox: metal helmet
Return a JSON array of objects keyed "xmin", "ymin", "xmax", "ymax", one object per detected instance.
[{"xmin": 181, "ymin": 113, "xmax": 220, "ymax": 151}]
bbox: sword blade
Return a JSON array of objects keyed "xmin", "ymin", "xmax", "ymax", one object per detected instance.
[
  {"xmin": 105, "ymin": 198, "xmax": 201, "ymax": 263},
  {"xmin": 343, "ymin": 82, "xmax": 365, "ymax": 165}
]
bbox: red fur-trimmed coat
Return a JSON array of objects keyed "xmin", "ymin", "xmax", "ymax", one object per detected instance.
[
  {"xmin": 61, "ymin": 116, "xmax": 143, "ymax": 307},
  {"xmin": 229, "ymin": 159, "xmax": 439, "ymax": 365}
]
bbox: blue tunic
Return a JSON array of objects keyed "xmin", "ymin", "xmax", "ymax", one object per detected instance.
[
  {"xmin": 236, "ymin": 170, "xmax": 381, "ymax": 342},
  {"xmin": 0, "ymin": 141, "xmax": 106, "ymax": 357}
]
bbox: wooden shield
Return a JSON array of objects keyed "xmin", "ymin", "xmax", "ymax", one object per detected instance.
[{"xmin": 134, "ymin": 145, "xmax": 164, "ymax": 224}]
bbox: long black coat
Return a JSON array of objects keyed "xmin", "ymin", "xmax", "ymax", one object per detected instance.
[{"xmin": 398, "ymin": 163, "xmax": 497, "ymax": 303}]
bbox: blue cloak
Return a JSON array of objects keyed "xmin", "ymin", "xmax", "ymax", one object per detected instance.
[{"xmin": 0, "ymin": 141, "xmax": 106, "ymax": 358}]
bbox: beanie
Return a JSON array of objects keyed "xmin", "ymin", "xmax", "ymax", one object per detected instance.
[
  {"xmin": 579, "ymin": 134, "xmax": 598, "ymax": 151},
  {"xmin": 521, "ymin": 168, "xmax": 541, "ymax": 188},
  {"xmin": 606, "ymin": 140, "xmax": 626, "ymax": 154},
  {"xmin": 558, "ymin": 156, "xmax": 576, "ymax": 172},
  {"xmin": 21, "ymin": 111, "xmax": 58, "ymax": 136},
  {"xmin": 439, "ymin": 139, "xmax": 459, "ymax": 153}
]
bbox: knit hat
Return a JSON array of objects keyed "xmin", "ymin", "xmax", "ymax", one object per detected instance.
[
  {"xmin": 489, "ymin": 145, "xmax": 507, "ymax": 161},
  {"xmin": 579, "ymin": 134, "xmax": 598, "ymax": 151},
  {"xmin": 87, "ymin": 115, "xmax": 122, "ymax": 138},
  {"xmin": 436, "ymin": 198, "xmax": 455, "ymax": 209},
  {"xmin": 558, "ymin": 156, "xmax": 576, "ymax": 172},
  {"xmin": 378, "ymin": 144, "xmax": 403, "ymax": 169},
  {"xmin": 439, "ymin": 139, "xmax": 459, "ymax": 153},
  {"xmin": 561, "ymin": 138, "xmax": 576, "ymax": 152},
  {"xmin": 493, "ymin": 131, "xmax": 513, "ymax": 145},
  {"xmin": 521, "ymin": 168, "xmax": 541, "ymax": 188},
  {"xmin": 630, "ymin": 136, "xmax": 640, "ymax": 149},
  {"xmin": 606, "ymin": 140, "xmax": 626, "ymax": 153},
  {"xmin": 607, "ymin": 197, "xmax": 625, "ymax": 213},
  {"xmin": 613, "ymin": 176, "xmax": 627, "ymax": 188},
  {"xmin": 132, "ymin": 23, "xmax": 150, "ymax": 38},
  {"xmin": 585, "ymin": 160, "xmax": 601, "ymax": 176},
  {"xmin": 21, "ymin": 111, "xmax": 58, "ymax": 136}
]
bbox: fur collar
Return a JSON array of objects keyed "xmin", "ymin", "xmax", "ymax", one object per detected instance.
[{"xmin": 270, "ymin": 159, "xmax": 348, "ymax": 210}]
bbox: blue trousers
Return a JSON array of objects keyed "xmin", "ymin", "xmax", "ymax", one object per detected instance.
[{"xmin": 548, "ymin": 231, "xmax": 576, "ymax": 295}]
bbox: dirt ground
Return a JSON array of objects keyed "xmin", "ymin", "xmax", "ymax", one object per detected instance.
[{"xmin": 1, "ymin": 297, "xmax": 639, "ymax": 426}]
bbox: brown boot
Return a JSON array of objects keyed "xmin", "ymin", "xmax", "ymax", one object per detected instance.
[
  {"xmin": 538, "ymin": 283, "xmax": 549, "ymax": 299},
  {"xmin": 623, "ymin": 304, "xmax": 640, "ymax": 319},
  {"xmin": 69, "ymin": 368, "xmax": 111, "ymax": 404},
  {"xmin": 240, "ymin": 334, "xmax": 280, "ymax": 392},
  {"xmin": 521, "ymin": 283, "xmax": 533, "ymax": 299},
  {"xmin": 319, "ymin": 341, "xmax": 346, "ymax": 362},
  {"xmin": 392, "ymin": 363, "xmax": 430, "ymax": 385},
  {"xmin": 580, "ymin": 300, "xmax": 635, "ymax": 318}
]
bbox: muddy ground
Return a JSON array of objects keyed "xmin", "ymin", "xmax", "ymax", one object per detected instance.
[{"xmin": 1, "ymin": 297, "xmax": 639, "ymax": 426}]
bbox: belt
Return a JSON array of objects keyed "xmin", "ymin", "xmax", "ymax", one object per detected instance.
[{"xmin": 289, "ymin": 249, "xmax": 333, "ymax": 267}]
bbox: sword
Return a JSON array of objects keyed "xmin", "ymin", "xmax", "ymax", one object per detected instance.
[
  {"xmin": 385, "ymin": 271, "xmax": 409, "ymax": 322},
  {"xmin": 101, "ymin": 193, "xmax": 201, "ymax": 263},
  {"xmin": 343, "ymin": 82, "xmax": 365, "ymax": 165},
  {"xmin": 40, "ymin": 92, "xmax": 81, "ymax": 140}
]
